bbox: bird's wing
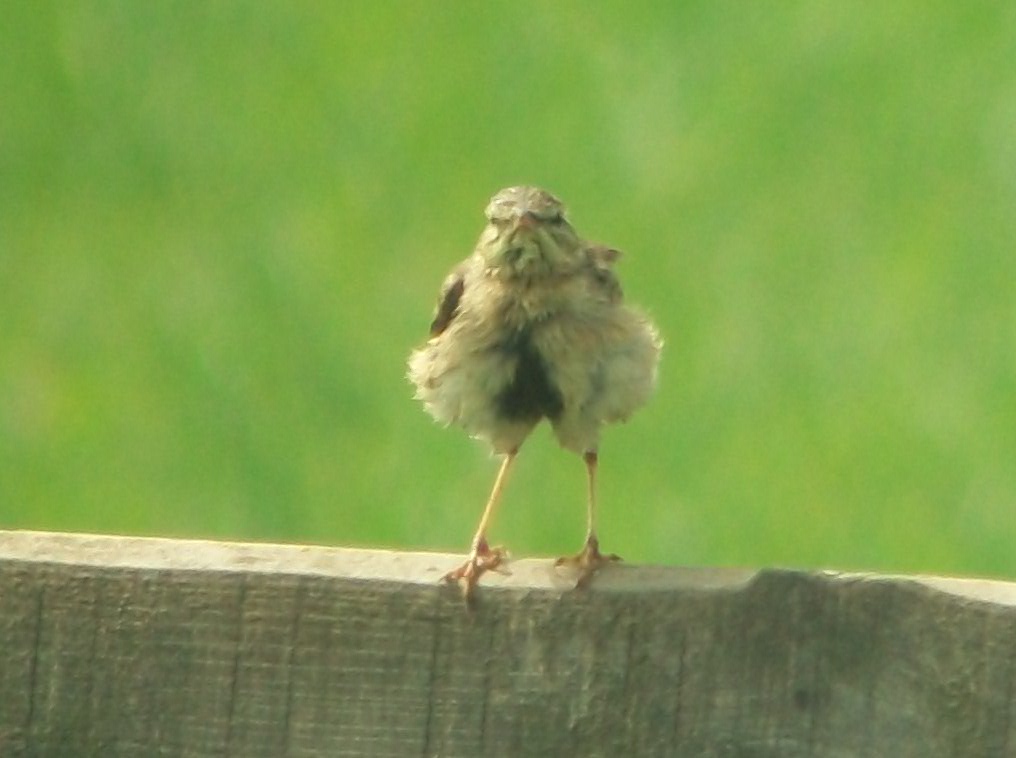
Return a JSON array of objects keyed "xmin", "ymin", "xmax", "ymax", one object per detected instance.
[
  {"xmin": 584, "ymin": 244, "xmax": 624, "ymax": 303},
  {"xmin": 429, "ymin": 265, "xmax": 466, "ymax": 337}
]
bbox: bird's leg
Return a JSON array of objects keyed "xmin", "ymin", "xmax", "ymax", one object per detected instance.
[
  {"xmin": 443, "ymin": 449, "xmax": 517, "ymax": 600},
  {"xmin": 555, "ymin": 449, "xmax": 621, "ymax": 588}
]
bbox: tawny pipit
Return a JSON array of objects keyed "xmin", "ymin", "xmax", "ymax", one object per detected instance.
[{"xmin": 408, "ymin": 186, "xmax": 662, "ymax": 599}]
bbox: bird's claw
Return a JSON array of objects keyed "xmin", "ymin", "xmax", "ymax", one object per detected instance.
[
  {"xmin": 555, "ymin": 534, "xmax": 621, "ymax": 589},
  {"xmin": 443, "ymin": 537, "xmax": 508, "ymax": 601}
]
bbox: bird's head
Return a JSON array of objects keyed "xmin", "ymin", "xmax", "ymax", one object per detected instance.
[{"xmin": 477, "ymin": 186, "xmax": 583, "ymax": 278}]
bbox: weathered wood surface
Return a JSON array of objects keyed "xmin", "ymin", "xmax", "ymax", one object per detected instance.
[{"xmin": 1, "ymin": 530, "xmax": 1015, "ymax": 757}]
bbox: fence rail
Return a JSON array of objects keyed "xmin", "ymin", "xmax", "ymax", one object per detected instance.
[{"xmin": 1, "ymin": 530, "xmax": 1014, "ymax": 757}]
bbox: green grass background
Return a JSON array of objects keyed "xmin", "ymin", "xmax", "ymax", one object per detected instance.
[{"xmin": 2, "ymin": 3, "xmax": 1015, "ymax": 578}]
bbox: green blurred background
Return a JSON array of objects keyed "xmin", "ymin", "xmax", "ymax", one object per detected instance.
[{"xmin": 2, "ymin": 3, "xmax": 1014, "ymax": 578}]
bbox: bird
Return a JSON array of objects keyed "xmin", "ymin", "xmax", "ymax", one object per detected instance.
[{"xmin": 407, "ymin": 186, "xmax": 662, "ymax": 600}]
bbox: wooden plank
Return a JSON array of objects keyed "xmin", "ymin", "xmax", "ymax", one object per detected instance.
[{"xmin": 1, "ymin": 530, "xmax": 1014, "ymax": 757}]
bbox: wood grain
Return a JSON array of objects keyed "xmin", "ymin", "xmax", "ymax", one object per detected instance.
[{"xmin": 1, "ymin": 530, "xmax": 1014, "ymax": 757}]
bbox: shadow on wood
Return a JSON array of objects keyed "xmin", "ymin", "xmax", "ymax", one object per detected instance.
[{"xmin": 1, "ymin": 530, "xmax": 1015, "ymax": 757}]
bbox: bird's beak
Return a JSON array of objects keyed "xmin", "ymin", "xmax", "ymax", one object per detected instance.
[{"xmin": 515, "ymin": 211, "xmax": 537, "ymax": 231}]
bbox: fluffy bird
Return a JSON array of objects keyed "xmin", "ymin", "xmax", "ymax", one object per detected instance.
[{"xmin": 408, "ymin": 186, "xmax": 662, "ymax": 599}]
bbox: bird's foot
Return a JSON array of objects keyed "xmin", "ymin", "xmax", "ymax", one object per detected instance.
[
  {"xmin": 443, "ymin": 537, "xmax": 508, "ymax": 601},
  {"xmin": 555, "ymin": 534, "xmax": 621, "ymax": 589}
]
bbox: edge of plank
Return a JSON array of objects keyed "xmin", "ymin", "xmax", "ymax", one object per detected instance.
[{"xmin": 1, "ymin": 529, "xmax": 1014, "ymax": 606}]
